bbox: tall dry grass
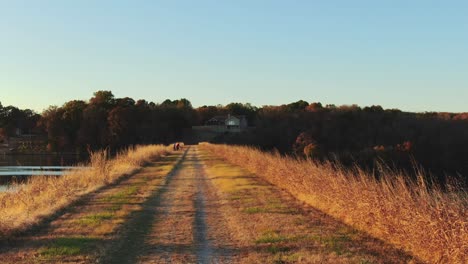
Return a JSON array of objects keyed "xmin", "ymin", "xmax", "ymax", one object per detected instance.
[
  {"xmin": 201, "ymin": 143, "xmax": 467, "ymax": 263},
  {"xmin": 0, "ymin": 145, "xmax": 170, "ymax": 238}
]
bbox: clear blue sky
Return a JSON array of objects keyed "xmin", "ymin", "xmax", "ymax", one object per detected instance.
[{"xmin": 1, "ymin": 1, "xmax": 467, "ymax": 113}]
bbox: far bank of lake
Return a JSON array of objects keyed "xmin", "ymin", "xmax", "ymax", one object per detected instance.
[
  {"xmin": 0, "ymin": 153, "xmax": 88, "ymax": 167},
  {"xmin": 0, "ymin": 153, "xmax": 89, "ymax": 191}
]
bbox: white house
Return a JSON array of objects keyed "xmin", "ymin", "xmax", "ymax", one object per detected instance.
[{"xmin": 205, "ymin": 114, "xmax": 248, "ymax": 132}]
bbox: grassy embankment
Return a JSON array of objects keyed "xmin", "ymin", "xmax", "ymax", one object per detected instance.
[
  {"xmin": 199, "ymin": 148, "xmax": 415, "ymax": 263},
  {"xmin": 0, "ymin": 145, "xmax": 170, "ymax": 238},
  {"xmin": 201, "ymin": 143, "xmax": 467, "ymax": 263}
]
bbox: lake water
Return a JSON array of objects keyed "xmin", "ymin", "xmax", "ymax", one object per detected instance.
[
  {"xmin": 0, "ymin": 153, "xmax": 88, "ymax": 167},
  {"xmin": 0, "ymin": 154, "xmax": 89, "ymax": 192}
]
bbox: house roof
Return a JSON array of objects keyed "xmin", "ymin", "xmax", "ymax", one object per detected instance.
[
  {"xmin": 208, "ymin": 115, "xmax": 246, "ymax": 122},
  {"xmin": 208, "ymin": 115, "xmax": 228, "ymax": 122}
]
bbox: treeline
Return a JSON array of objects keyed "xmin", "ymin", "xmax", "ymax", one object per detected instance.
[
  {"xmin": 219, "ymin": 101, "xmax": 468, "ymax": 185},
  {"xmin": 37, "ymin": 91, "xmax": 197, "ymax": 151},
  {"xmin": 0, "ymin": 91, "xmax": 257, "ymax": 152},
  {"xmin": 1, "ymin": 92, "xmax": 468, "ymax": 183},
  {"xmin": 0, "ymin": 102, "xmax": 40, "ymax": 139}
]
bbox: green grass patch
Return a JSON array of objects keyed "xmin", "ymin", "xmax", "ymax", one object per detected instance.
[
  {"xmin": 243, "ymin": 205, "xmax": 298, "ymax": 215},
  {"xmin": 283, "ymin": 253, "xmax": 304, "ymax": 262},
  {"xmin": 101, "ymin": 186, "xmax": 139, "ymax": 203},
  {"xmin": 244, "ymin": 207, "xmax": 265, "ymax": 214},
  {"xmin": 267, "ymin": 245, "xmax": 290, "ymax": 254},
  {"xmin": 39, "ymin": 237, "xmax": 99, "ymax": 257},
  {"xmin": 322, "ymin": 235, "xmax": 352, "ymax": 255},
  {"xmin": 76, "ymin": 212, "xmax": 114, "ymax": 226},
  {"xmin": 101, "ymin": 193, "xmax": 127, "ymax": 203},
  {"xmin": 124, "ymin": 186, "xmax": 138, "ymax": 196},
  {"xmin": 266, "ymin": 202, "xmax": 284, "ymax": 209},
  {"xmin": 264, "ymin": 203, "xmax": 300, "ymax": 214},
  {"xmin": 107, "ymin": 204, "xmax": 122, "ymax": 212},
  {"xmin": 269, "ymin": 252, "xmax": 306, "ymax": 264},
  {"xmin": 256, "ymin": 230, "xmax": 288, "ymax": 244}
]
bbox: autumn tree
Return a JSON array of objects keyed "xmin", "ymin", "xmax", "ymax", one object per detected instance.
[
  {"xmin": 40, "ymin": 106, "xmax": 66, "ymax": 151},
  {"xmin": 285, "ymin": 100, "xmax": 309, "ymax": 112},
  {"xmin": 61, "ymin": 100, "xmax": 86, "ymax": 147},
  {"xmin": 89, "ymin": 90, "xmax": 115, "ymax": 109},
  {"xmin": 196, "ymin": 105, "xmax": 224, "ymax": 125},
  {"xmin": 108, "ymin": 105, "xmax": 136, "ymax": 148},
  {"xmin": 225, "ymin": 102, "xmax": 257, "ymax": 125}
]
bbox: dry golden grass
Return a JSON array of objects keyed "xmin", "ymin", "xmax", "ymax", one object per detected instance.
[
  {"xmin": 0, "ymin": 145, "xmax": 170, "ymax": 238},
  {"xmin": 200, "ymin": 148, "xmax": 417, "ymax": 263},
  {"xmin": 201, "ymin": 143, "xmax": 468, "ymax": 263}
]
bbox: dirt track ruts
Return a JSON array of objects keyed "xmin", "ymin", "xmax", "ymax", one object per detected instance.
[{"xmin": 105, "ymin": 146, "xmax": 233, "ymax": 263}]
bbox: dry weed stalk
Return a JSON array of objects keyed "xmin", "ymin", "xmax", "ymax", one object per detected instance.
[{"xmin": 201, "ymin": 143, "xmax": 467, "ymax": 263}]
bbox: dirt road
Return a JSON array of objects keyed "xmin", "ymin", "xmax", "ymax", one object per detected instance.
[
  {"xmin": 103, "ymin": 146, "xmax": 233, "ymax": 263},
  {"xmin": 0, "ymin": 146, "xmax": 419, "ymax": 263}
]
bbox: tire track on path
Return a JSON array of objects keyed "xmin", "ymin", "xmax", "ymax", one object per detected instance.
[
  {"xmin": 101, "ymin": 148, "xmax": 189, "ymax": 264},
  {"xmin": 193, "ymin": 154, "xmax": 215, "ymax": 264}
]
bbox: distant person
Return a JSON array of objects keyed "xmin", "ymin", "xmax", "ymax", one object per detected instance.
[
  {"xmin": 173, "ymin": 143, "xmax": 177, "ymax": 151},
  {"xmin": 176, "ymin": 143, "xmax": 180, "ymax": 151}
]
